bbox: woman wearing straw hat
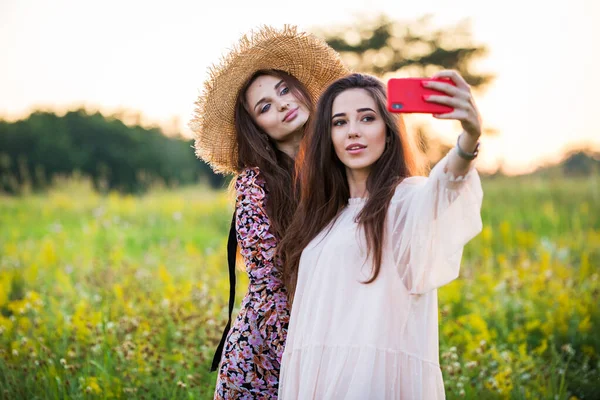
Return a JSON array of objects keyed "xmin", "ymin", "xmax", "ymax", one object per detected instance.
[{"xmin": 190, "ymin": 25, "xmax": 348, "ymax": 398}]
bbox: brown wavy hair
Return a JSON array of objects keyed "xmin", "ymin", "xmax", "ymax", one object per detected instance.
[
  {"xmin": 234, "ymin": 69, "xmax": 313, "ymax": 239},
  {"xmin": 279, "ymin": 73, "xmax": 419, "ymax": 302}
]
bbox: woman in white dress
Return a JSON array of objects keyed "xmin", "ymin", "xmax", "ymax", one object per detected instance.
[{"xmin": 277, "ymin": 72, "xmax": 484, "ymax": 399}]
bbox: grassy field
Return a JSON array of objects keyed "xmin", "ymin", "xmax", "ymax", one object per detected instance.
[{"xmin": 0, "ymin": 175, "xmax": 599, "ymax": 399}]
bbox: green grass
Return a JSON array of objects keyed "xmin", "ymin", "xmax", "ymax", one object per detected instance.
[{"xmin": 0, "ymin": 175, "xmax": 598, "ymax": 399}]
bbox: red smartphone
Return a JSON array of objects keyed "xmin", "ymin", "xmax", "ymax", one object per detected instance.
[{"xmin": 387, "ymin": 78, "xmax": 456, "ymax": 114}]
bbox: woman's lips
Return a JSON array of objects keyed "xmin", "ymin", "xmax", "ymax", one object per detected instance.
[
  {"xmin": 346, "ymin": 143, "xmax": 367, "ymax": 154},
  {"xmin": 283, "ymin": 107, "xmax": 299, "ymax": 122}
]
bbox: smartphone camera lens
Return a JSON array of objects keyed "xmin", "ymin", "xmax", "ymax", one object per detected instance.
[{"xmin": 392, "ymin": 103, "xmax": 403, "ymax": 110}]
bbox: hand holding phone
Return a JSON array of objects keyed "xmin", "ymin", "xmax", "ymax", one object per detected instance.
[
  {"xmin": 387, "ymin": 77, "xmax": 456, "ymax": 114},
  {"xmin": 388, "ymin": 71, "xmax": 482, "ymax": 143}
]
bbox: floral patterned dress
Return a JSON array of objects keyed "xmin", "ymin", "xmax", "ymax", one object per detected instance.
[{"xmin": 214, "ymin": 167, "xmax": 290, "ymax": 399}]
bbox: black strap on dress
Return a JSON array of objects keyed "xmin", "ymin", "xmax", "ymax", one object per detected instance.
[{"xmin": 210, "ymin": 211, "xmax": 237, "ymax": 372}]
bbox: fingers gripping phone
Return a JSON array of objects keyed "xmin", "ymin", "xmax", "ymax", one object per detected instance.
[{"xmin": 387, "ymin": 78, "xmax": 456, "ymax": 114}]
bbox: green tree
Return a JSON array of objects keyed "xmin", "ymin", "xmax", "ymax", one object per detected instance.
[{"xmin": 0, "ymin": 109, "xmax": 224, "ymax": 194}]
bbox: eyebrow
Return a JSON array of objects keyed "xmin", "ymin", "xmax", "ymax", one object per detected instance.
[
  {"xmin": 331, "ymin": 107, "xmax": 376, "ymax": 119},
  {"xmin": 253, "ymin": 80, "xmax": 285, "ymax": 112}
]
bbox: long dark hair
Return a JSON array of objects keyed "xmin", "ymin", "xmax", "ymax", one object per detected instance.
[
  {"xmin": 234, "ymin": 69, "xmax": 313, "ymax": 239},
  {"xmin": 280, "ymin": 73, "xmax": 419, "ymax": 301}
]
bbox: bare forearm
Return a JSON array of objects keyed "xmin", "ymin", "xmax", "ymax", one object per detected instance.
[{"xmin": 446, "ymin": 132, "xmax": 480, "ymax": 177}]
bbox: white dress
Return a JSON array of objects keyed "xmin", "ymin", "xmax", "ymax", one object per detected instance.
[{"xmin": 279, "ymin": 149, "xmax": 484, "ymax": 400}]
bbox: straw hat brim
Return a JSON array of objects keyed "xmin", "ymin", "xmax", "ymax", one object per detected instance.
[{"xmin": 190, "ymin": 25, "xmax": 350, "ymax": 175}]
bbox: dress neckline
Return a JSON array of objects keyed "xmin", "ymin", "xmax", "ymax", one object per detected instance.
[{"xmin": 348, "ymin": 197, "xmax": 367, "ymax": 205}]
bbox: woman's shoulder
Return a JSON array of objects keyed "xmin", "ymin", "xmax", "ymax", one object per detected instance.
[
  {"xmin": 235, "ymin": 167, "xmax": 266, "ymax": 197},
  {"xmin": 237, "ymin": 166, "xmax": 260, "ymax": 179},
  {"xmin": 392, "ymin": 175, "xmax": 427, "ymax": 200}
]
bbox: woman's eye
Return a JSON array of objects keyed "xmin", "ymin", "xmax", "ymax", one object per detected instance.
[
  {"xmin": 280, "ymin": 87, "xmax": 289, "ymax": 96},
  {"xmin": 361, "ymin": 115, "xmax": 375, "ymax": 122},
  {"xmin": 332, "ymin": 119, "xmax": 346, "ymax": 127},
  {"xmin": 260, "ymin": 104, "xmax": 271, "ymax": 114}
]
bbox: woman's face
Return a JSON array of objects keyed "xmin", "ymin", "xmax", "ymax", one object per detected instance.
[
  {"xmin": 245, "ymin": 75, "xmax": 310, "ymax": 143},
  {"xmin": 330, "ymin": 88, "xmax": 387, "ymax": 175}
]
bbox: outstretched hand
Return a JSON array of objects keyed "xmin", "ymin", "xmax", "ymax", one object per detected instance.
[{"xmin": 423, "ymin": 70, "xmax": 482, "ymax": 140}]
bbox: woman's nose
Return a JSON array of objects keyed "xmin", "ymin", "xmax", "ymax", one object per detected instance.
[{"xmin": 277, "ymin": 101, "xmax": 290, "ymax": 111}]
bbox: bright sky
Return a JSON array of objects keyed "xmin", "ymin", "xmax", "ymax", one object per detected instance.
[{"xmin": 1, "ymin": 0, "xmax": 598, "ymax": 174}]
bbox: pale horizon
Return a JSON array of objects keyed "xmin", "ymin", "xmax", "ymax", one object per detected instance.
[{"xmin": 1, "ymin": 0, "xmax": 599, "ymax": 175}]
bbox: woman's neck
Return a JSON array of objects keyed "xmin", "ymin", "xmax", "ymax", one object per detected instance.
[
  {"xmin": 275, "ymin": 129, "xmax": 303, "ymax": 159},
  {"xmin": 346, "ymin": 167, "xmax": 370, "ymax": 198}
]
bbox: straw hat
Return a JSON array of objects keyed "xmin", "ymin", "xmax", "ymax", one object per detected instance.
[{"xmin": 190, "ymin": 25, "xmax": 350, "ymax": 175}]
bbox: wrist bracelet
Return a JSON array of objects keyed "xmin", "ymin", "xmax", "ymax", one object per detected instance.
[{"xmin": 456, "ymin": 135, "xmax": 480, "ymax": 161}]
